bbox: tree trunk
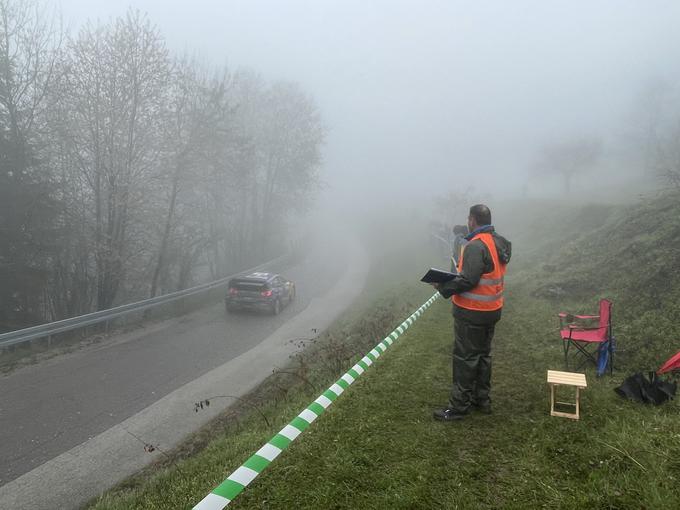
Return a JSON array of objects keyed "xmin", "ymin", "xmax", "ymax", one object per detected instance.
[{"xmin": 150, "ymin": 160, "xmax": 181, "ymax": 297}]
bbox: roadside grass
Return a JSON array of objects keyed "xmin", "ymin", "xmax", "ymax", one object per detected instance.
[{"xmin": 87, "ymin": 197, "xmax": 680, "ymax": 509}]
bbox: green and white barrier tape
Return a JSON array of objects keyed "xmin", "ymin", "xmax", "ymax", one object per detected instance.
[{"xmin": 193, "ymin": 292, "xmax": 441, "ymax": 510}]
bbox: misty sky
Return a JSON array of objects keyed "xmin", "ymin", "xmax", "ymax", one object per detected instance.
[{"xmin": 58, "ymin": 0, "xmax": 680, "ymax": 205}]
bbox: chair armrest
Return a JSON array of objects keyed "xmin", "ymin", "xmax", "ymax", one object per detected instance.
[
  {"xmin": 558, "ymin": 312, "xmax": 574, "ymax": 328},
  {"xmin": 560, "ymin": 313, "xmax": 600, "ymax": 330}
]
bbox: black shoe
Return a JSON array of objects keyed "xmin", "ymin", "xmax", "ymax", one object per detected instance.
[{"xmin": 433, "ymin": 408, "xmax": 467, "ymax": 421}]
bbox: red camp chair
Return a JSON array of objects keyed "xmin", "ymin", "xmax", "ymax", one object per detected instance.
[{"xmin": 558, "ymin": 299, "xmax": 614, "ymax": 375}]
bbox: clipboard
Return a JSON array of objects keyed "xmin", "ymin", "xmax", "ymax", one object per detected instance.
[{"xmin": 420, "ymin": 267, "xmax": 458, "ymax": 284}]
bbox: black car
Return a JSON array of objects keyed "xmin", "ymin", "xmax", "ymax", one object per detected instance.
[{"xmin": 225, "ymin": 272, "xmax": 296, "ymax": 315}]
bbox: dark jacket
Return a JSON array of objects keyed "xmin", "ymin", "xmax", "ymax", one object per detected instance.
[{"xmin": 438, "ymin": 226, "xmax": 512, "ymax": 325}]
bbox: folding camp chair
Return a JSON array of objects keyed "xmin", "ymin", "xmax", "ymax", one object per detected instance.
[{"xmin": 558, "ymin": 299, "xmax": 614, "ymax": 376}]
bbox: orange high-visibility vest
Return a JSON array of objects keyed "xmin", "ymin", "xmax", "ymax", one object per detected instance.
[{"xmin": 452, "ymin": 232, "xmax": 506, "ymax": 311}]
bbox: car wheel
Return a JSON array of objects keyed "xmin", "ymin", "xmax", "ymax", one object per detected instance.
[{"xmin": 272, "ymin": 299, "xmax": 281, "ymax": 315}]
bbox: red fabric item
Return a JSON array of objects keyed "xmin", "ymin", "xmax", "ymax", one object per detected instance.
[
  {"xmin": 560, "ymin": 326, "xmax": 608, "ymax": 342},
  {"xmin": 559, "ymin": 299, "xmax": 611, "ymax": 343},
  {"xmin": 658, "ymin": 350, "xmax": 680, "ymax": 375}
]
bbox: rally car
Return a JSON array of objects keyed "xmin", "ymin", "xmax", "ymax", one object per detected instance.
[{"xmin": 225, "ymin": 272, "xmax": 296, "ymax": 315}]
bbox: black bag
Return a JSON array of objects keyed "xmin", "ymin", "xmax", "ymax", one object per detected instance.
[{"xmin": 614, "ymin": 371, "xmax": 676, "ymax": 405}]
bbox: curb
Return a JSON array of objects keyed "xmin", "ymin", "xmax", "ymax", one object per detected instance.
[{"xmin": 193, "ymin": 292, "xmax": 441, "ymax": 509}]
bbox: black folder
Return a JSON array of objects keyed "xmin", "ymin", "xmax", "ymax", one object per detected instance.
[{"xmin": 420, "ymin": 268, "xmax": 458, "ymax": 284}]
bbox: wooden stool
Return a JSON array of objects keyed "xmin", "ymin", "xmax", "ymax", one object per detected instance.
[{"xmin": 547, "ymin": 370, "xmax": 587, "ymax": 420}]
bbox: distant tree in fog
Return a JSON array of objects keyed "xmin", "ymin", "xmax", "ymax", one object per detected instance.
[
  {"xmin": 627, "ymin": 79, "xmax": 674, "ymax": 175},
  {"xmin": 54, "ymin": 9, "xmax": 171, "ymax": 310},
  {"xmin": 233, "ymin": 73, "xmax": 324, "ymax": 256},
  {"xmin": 255, "ymin": 81, "xmax": 324, "ymax": 252},
  {"xmin": 150, "ymin": 60, "xmax": 245, "ymax": 293},
  {"xmin": 149, "ymin": 58, "xmax": 223, "ymax": 297},
  {"xmin": 652, "ymin": 121, "xmax": 680, "ymax": 188},
  {"xmin": 434, "ymin": 188, "xmax": 479, "ymax": 225},
  {"xmin": 531, "ymin": 136, "xmax": 602, "ymax": 193},
  {"xmin": 630, "ymin": 80, "xmax": 680, "ymax": 189}
]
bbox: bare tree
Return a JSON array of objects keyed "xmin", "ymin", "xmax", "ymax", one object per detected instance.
[
  {"xmin": 149, "ymin": 59, "xmax": 237, "ymax": 296},
  {"xmin": 0, "ymin": 0, "xmax": 62, "ymax": 327},
  {"xmin": 433, "ymin": 188, "xmax": 489, "ymax": 226},
  {"xmin": 59, "ymin": 9, "xmax": 170, "ymax": 310},
  {"xmin": 0, "ymin": 0, "xmax": 61, "ymax": 172},
  {"xmin": 531, "ymin": 136, "xmax": 602, "ymax": 192},
  {"xmin": 652, "ymin": 120, "xmax": 680, "ymax": 188},
  {"xmin": 630, "ymin": 80, "xmax": 680, "ymax": 188},
  {"xmin": 242, "ymin": 79, "xmax": 324, "ymax": 254}
]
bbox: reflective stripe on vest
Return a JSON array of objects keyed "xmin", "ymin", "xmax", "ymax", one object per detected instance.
[
  {"xmin": 452, "ymin": 232, "xmax": 506, "ymax": 311},
  {"xmin": 479, "ymin": 277, "xmax": 503, "ymax": 285},
  {"xmin": 458, "ymin": 290, "xmax": 503, "ymax": 302}
]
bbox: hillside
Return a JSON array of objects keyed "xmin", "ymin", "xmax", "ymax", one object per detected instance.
[{"xmin": 511, "ymin": 190, "xmax": 680, "ymax": 370}]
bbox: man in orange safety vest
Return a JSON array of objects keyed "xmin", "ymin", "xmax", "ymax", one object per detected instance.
[{"xmin": 431, "ymin": 204, "xmax": 511, "ymax": 421}]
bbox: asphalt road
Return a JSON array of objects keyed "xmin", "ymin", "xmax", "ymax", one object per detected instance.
[{"xmin": 0, "ymin": 230, "xmax": 363, "ymax": 497}]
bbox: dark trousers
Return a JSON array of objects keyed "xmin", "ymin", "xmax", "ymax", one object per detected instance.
[{"xmin": 449, "ymin": 318, "xmax": 496, "ymax": 413}]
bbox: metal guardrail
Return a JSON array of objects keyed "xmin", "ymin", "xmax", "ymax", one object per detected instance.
[{"xmin": 0, "ymin": 254, "xmax": 289, "ymax": 349}]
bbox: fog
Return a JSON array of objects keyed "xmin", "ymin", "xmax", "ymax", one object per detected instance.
[
  {"xmin": 4, "ymin": 0, "xmax": 680, "ymax": 326},
  {"xmin": 58, "ymin": 0, "xmax": 680, "ymax": 209}
]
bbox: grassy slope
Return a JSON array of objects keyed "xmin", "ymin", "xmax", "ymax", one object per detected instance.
[
  {"xmin": 230, "ymin": 301, "xmax": 679, "ymax": 509},
  {"xmin": 510, "ymin": 191, "xmax": 680, "ymax": 370},
  {"xmin": 89, "ymin": 195, "xmax": 680, "ymax": 509}
]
